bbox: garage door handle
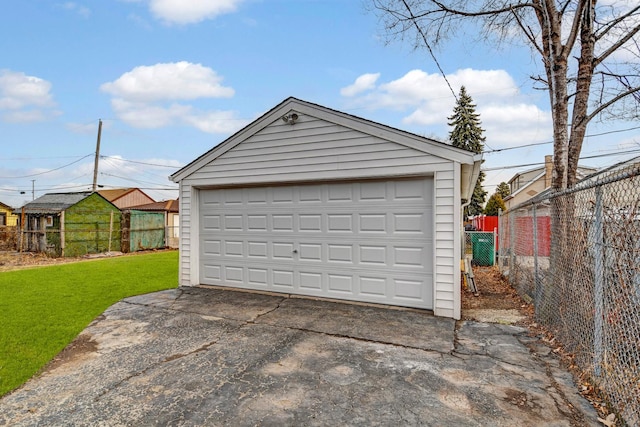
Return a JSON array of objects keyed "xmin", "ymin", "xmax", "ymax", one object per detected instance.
[{"xmin": 293, "ymin": 249, "xmax": 298, "ymax": 253}]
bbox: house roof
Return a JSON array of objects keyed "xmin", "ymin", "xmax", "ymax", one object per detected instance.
[
  {"xmin": 17, "ymin": 192, "xmax": 95, "ymax": 214},
  {"xmin": 507, "ymin": 165, "xmax": 545, "ymax": 185},
  {"xmin": 505, "ymin": 163, "xmax": 598, "ymax": 201},
  {"xmin": 505, "ymin": 170, "xmax": 546, "ymax": 201},
  {"xmin": 128, "ymin": 199, "xmax": 179, "ymax": 213},
  {"xmin": 577, "ymin": 155, "xmax": 640, "ymax": 184},
  {"xmin": 170, "ymin": 97, "xmax": 482, "ymax": 183},
  {"xmin": 98, "ymin": 188, "xmax": 154, "ymax": 203},
  {"xmin": 0, "ymin": 200, "xmax": 14, "ymax": 211}
]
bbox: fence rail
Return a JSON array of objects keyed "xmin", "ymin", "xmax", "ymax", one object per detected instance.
[
  {"xmin": 498, "ymin": 165, "xmax": 640, "ymax": 425},
  {"xmin": 0, "ymin": 225, "xmax": 179, "ymax": 255}
]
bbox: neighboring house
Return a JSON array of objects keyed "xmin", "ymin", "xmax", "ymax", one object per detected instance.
[
  {"xmin": 98, "ymin": 188, "xmax": 155, "ymax": 209},
  {"xmin": 170, "ymin": 97, "xmax": 481, "ymax": 319},
  {"xmin": 578, "ymin": 154, "xmax": 640, "ymax": 186},
  {"xmin": 575, "ymin": 155, "xmax": 640, "ymax": 217},
  {"xmin": 126, "ymin": 199, "xmax": 179, "ymax": 249},
  {"xmin": 16, "ymin": 192, "xmax": 121, "ymax": 257},
  {"xmin": 0, "ymin": 201, "xmax": 18, "ymax": 227},
  {"xmin": 504, "ymin": 155, "xmax": 598, "ymax": 211}
]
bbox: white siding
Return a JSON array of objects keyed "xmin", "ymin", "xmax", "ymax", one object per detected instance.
[
  {"xmin": 433, "ymin": 167, "xmax": 460, "ymax": 319},
  {"xmin": 185, "ymin": 116, "xmax": 451, "ymax": 186},
  {"xmin": 178, "ymin": 183, "xmax": 191, "ymax": 285},
  {"xmin": 176, "ymin": 109, "xmax": 467, "ymax": 319}
]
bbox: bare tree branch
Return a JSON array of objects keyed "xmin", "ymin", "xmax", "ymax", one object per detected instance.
[
  {"xmin": 595, "ymin": 22, "xmax": 640, "ymax": 66},
  {"xmin": 371, "ymin": 0, "xmax": 640, "ymax": 189},
  {"xmin": 510, "ymin": 5, "xmax": 544, "ymax": 56},
  {"xmin": 429, "ymin": 0, "xmax": 537, "ymax": 18},
  {"xmin": 562, "ymin": 0, "xmax": 587, "ymax": 60},
  {"xmin": 586, "ymin": 86, "xmax": 640, "ymax": 123},
  {"xmin": 595, "ymin": 5, "xmax": 640, "ymax": 41},
  {"xmin": 399, "ymin": 0, "xmax": 458, "ymax": 100}
]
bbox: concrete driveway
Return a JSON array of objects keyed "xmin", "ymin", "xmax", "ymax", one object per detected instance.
[{"xmin": 1, "ymin": 287, "xmax": 599, "ymax": 426}]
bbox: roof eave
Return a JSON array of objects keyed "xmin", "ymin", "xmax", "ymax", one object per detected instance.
[{"xmin": 170, "ymin": 97, "xmax": 478, "ymax": 182}]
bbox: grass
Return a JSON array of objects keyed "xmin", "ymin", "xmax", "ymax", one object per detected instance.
[{"xmin": 0, "ymin": 251, "xmax": 178, "ymax": 397}]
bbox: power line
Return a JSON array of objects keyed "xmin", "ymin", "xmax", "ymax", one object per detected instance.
[
  {"xmin": 100, "ymin": 172, "xmax": 177, "ymax": 188},
  {"xmin": 0, "ymin": 183, "xmax": 95, "ymax": 194},
  {"xmin": 97, "ymin": 184, "xmax": 178, "ymax": 191},
  {"xmin": 100, "ymin": 155, "xmax": 183, "ymax": 169},
  {"xmin": 484, "ymin": 125, "xmax": 640, "ymax": 154},
  {"xmin": 0, "ymin": 154, "xmax": 94, "ymax": 179},
  {"xmin": 482, "ymin": 147, "xmax": 640, "ymax": 172},
  {"xmin": 0, "ymin": 155, "xmax": 88, "ymax": 161}
]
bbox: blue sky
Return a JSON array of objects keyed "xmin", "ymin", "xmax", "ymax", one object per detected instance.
[{"xmin": 1, "ymin": 0, "xmax": 638, "ymax": 208}]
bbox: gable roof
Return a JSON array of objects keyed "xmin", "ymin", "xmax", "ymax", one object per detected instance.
[
  {"xmin": 507, "ymin": 165, "xmax": 545, "ymax": 185},
  {"xmin": 0, "ymin": 200, "xmax": 14, "ymax": 211},
  {"xmin": 98, "ymin": 188, "xmax": 154, "ymax": 203},
  {"xmin": 505, "ymin": 170, "xmax": 546, "ymax": 201},
  {"xmin": 505, "ymin": 162, "xmax": 598, "ymax": 202},
  {"xmin": 128, "ymin": 199, "xmax": 179, "ymax": 213},
  {"xmin": 18, "ymin": 192, "xmax": 95, "ymax": 214},
  {"xmin": 170, "ymin": 97, "xmax": 481, "ymax": 183}
]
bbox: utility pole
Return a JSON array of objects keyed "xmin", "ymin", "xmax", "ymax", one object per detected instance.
[
  {"xmin": 31, "ymin": 180, "xmax": 35, "ymax": 200},
  {"xmin": 92, "ymin": 119, "xmax": 103, "ymax": 192}
]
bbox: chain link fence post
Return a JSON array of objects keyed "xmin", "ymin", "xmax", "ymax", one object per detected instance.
[{"xmin": 503, "ymin": 164, "xmax": 640, "ymax": 425}]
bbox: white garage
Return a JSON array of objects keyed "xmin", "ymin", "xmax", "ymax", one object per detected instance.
[{"xmin": 171, "ymin": 97, "xmax": 481, "ymax": 319}]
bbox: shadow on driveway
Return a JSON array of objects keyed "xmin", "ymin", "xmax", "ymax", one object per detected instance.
[{"xmin": 1, "ymin": 287, "xmax": 599, "ymax": 426}]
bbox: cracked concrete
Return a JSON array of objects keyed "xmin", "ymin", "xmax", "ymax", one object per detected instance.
[{"xmin": 0, "ymin": 287, "xmax": 599, "ymax": 426}]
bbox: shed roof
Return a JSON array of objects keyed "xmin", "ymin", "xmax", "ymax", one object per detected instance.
[
  {"xmin": 18, "ymin": 192, "xmax": 94, "ymax": 214},
  {"xmin": 128, "ymin": 199, "xmax": 179, "ymax": 213}
]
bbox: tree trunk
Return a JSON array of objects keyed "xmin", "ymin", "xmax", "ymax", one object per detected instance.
[
  {"xmin": 568, "ymin": 0, "xmax": 596, "ymax": 187},
  {"xmin": 534, "ymin": 0, "xmax": 569, "ymax": 190},
  {"xmin": 534, "ymin": 0, "xmax": 572, "ymax": 322}
]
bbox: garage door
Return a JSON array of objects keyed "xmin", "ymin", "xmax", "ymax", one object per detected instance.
[{"xmin": 199, "ymin": 178, "xmax": 433, "ymax": 309}]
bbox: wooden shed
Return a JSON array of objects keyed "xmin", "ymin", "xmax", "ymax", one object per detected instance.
[
  {"xmin": 126, "ymin": 199, "xmax": 179, "ymax": 249},
  {"xmin": 17, "ymin": 192, "xmax": 121, "ymax": 257},
  {"xmin": 170, "ymin": 97, "xmax": 481, "ymax": 319}
]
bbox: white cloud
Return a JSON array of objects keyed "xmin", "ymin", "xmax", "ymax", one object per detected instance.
[
  {"xmin": 102, "ymin": 62, "xmax": 244, "ymax": 134},
  {"xmin": 138, "ymin": 0, "xmax": 244, "ymax": 25},
  {"xmin": 340, "ymin": 73, "xmax": 380, "ymax": 97},
  {"xmin": 66, "ymin": 121, "xmax": 104, "ymax": 134},
  {"xmin": 3, "ymin": 110, "xmax": 51, "ymax": 123},
  {"xmin": 479, "ymin": 103, "xmax": 552, "ymax": 146},
  {"xmin": 184, "ymin": 110, "xmax": 249, "ymax": 134},
  {"xmin": 341, "ymin": 68, "xmax": 550, "ymax": 148},
  {"xmin": 0, "ymin": 69, "xmax": 58, "ymax": 122},
  {"xmin": 59, "ymin": 2, "xmax": 91, "ymax": 18},
  {"xmin": 0, "ymin": 70, "xmax": 54, "ymax": 110},
  {"xmin": 100, "ymin": 61, "xmax": 234, "ymax": 102},
  {"xmin": 127, "ymin": 13, "xmax": 153, "ymax": 30},
  {"xmin": 110, "ymin": 98, "xmax": 192, "ymax": 128}
]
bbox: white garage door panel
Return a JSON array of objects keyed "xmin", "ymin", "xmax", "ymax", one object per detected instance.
[{"xmin": 199, "ymin": 178, "xmax": 434, "ymax": 309}]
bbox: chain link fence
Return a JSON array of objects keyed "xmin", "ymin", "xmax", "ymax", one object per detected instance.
[{"xmin": 498, "ymin": 163, "xmax": 640, "ymax": 426}]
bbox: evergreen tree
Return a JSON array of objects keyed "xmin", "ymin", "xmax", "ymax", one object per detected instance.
[
  {"xmin": 448, "ymin": 86, "xmax": 486, "ymax": 218},
  {"xmin": 496, "ymin": 182, "xmax": 510, "ymax": 199},
  {"xmin": 467, "ymin": 174, "xmax": 487, "ymax": 217},
  {"xmin": 484, "ymin": 193, "xmax": 507, "ymax": 216}
]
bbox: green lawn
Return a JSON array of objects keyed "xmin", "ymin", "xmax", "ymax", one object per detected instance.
[{"xmin": 0, "ymin": 251, "xmax": 178, "ymax": 397}]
